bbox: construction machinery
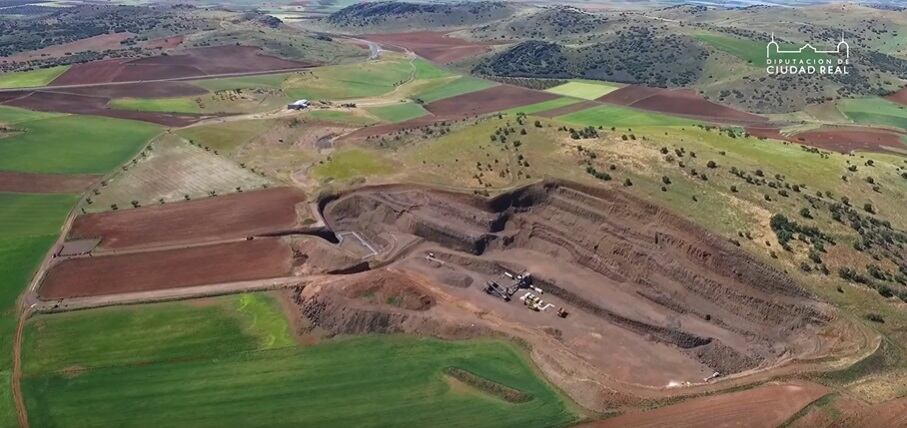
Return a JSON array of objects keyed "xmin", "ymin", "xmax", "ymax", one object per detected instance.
[
  {"xmin": 484, "ymin": 280, "xmax": 511, "ymax": 301},
  {"xmin": 557, "ymin": 307, "xmax": 569, "ymax": 318},
  {"xmin": 520, "ymin": 292, "xmax": 554, "ymax": 312}
]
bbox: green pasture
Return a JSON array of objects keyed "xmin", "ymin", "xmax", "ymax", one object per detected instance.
[
  {"xmin": 0, "ymin": 113, "xmax": 160, "ymax": 174},
  {"xmin": 414, "ymin": 76, "xmax": 496, "ymax": 103},
  {"xmin": 838, "ymin": 97, "xmax": 907, "ymax": 131},
  {"xmin": 21, "ymin": 296, "xmax": 576, "ymax": 427},
  {"xmin": 177, "ymin": 120, "xmax": 272, "ymax": 155},
  {"xmin": 412, "ymin": 58, "xmax": 453, "ymax": 79},
  {"xmin": 108, "ymin": 97, "xmax": 201, "ymax": 114},
  {"xmin": 194, "ymin": 73, "xmax": 291, "ymax": 92},
  {"xmin": 0, "ymin": 66, "xmax": 69, "ymax": 89},
  {"xmin": 311, "ymin": 148, "xmax": 395, "ymax": 182},
  {"xmin": 695, "ymin": 33, "xmax": 832, "ymax": 66},
  {"xmin": 503, "ymin": 97, "xmax": 583, "ymax": 115},
  {"xmin": 307, "ymin": 109, "xmax": 378, "ymax": 126},
  {"xmin": 284, "ymin": 57, "xmax": 414, "ymax": 100},
  {"xmin": 545, "ymin": 80, "xmax": 619, "ymax": 100},
  {"xmin": 557, "ymin": 104, "xmax": 697, "ymax": 127},
  {"xmin": 0, "ymin": 105, "xmax": 60, "ymax": 125},
  {"xmin": 366, "ymin": 102, "xmax": 429, "ymax": 123}
]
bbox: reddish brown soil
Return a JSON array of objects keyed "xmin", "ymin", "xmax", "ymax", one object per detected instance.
[
  {"xmin": 424, "ymin": 85, "xmax": 560, "ymax": 119},
  {"xmin": 745, "ymin": 126, "xmax": 787, "ymax": 141},
  {"xmin": 144, "ymin": 35, "xmax": 185, "ymax": 50},
  {"xmin": 361, "ymin": 31, "xmax": 493, "ymax": 63},
  {"xmin": 791, "ymin": 126, "xmax": 907, "ymax": 154},
  {"xmin": 0, "ymin": 90, "xmax": 202, "ymax": 127},
  {"xmin": 0, "ymin": 33, "xmax": 133, "ymax": 64},
  {"xmin": 850, "ymin": 397, "xmax": 907, "ymax": 427},
  {"xmin": 69, "ymin": 187, "xmax": 308, "ymax": 251},
  {"xmin": 51, "ymin": 46, "xmax": 311, "ymax": 86},
  {"xmin": 584, "ymin": 382, "xmax": 829, "ymax": 428},
  {"xmin": 0, "ymin": 171, "xmax": 99, "ymax": 193},
  {"xmin": 53, "ymin": 81, "xmax": 208, "ymax": 99},
  {"xmin": 884, "ymin": 86, "xmax": 907, "ymax": 106},
  {"xmin": 599, "ymin": 86, "xmax": 767, "ymax": 125},
  {"xmin": 38, "ymin": 238, "xmax": 293, "ymax": 299},
  {"xmin": 535, "ymin": 100, "xmax": 600, "ymax": 118}
]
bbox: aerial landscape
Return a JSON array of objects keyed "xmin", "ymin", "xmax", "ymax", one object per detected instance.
[{"xmin": 1, "ymin": 0, "xmax": 907, "ymax": 426}]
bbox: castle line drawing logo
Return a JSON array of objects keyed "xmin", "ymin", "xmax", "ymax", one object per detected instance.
[{"xmin": 765, "ymin": 33, "xmax": 850, "ymax": 76}]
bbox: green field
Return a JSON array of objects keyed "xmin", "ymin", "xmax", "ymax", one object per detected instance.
[
  {"xmin": 307, "ymin": 109, "xmax": 379, "ymax": 126},
  {"xmin": 22, "ymin": 297, "xmax": 575, "ymax": 427},
  {"xmin": 695, "ymin": 33, "xmax": 831, "ymax": 66},
  {"xmin": 366, "ymin": 102, "xmax": 429, "ymax": 123},
  {"xmin": 0, "ymin": 105, "xmax": 60, "ymax": 125},
  {"xmin": 838, "ymin": 97, "xmax": 907, "ymax": 131},
  {"xmin": 0, "ymin": 66, "xmax": 69, "ymax": 89},
  {"xmin": 545, "ymin": 80, "xmax": 619, "ymax": 100},
  {"xmin": 285, "ymin": 56, "xmax": 414, "ymax": 100},
  {"xmin": 557, "ymin": 104, "xmax": 697, "ymax": 127},
  {"xmin": 503, "ymin": 97, "xmax": 584, "ymax": 115},
  {"xmin": 412, "ymin": 58, "xmax": 453, "ymax": 80},
  {"xmin": 0, "ymin": 112, "xmax": 161, "ymax": 174},
  {"xmin": 108, "ymin": 97, "xmax": 202, "ymax": 114},
  {"xmin": 194, "ymin": 73, "xmax": 291, "ymax": 92},
  {"xmin": 414, "ymin": 76, "xmax": 496, "ymax": 103},
  {"xmin": 0, "ymin": 192, "xmax": 78, "ymax": 426},
  {"xmin": 177, "ymin": 120, "xmax": 272, "ymax": 155},
  {"xmin": 311, "ymin": 148, "xmax": 395, "ymax": 182}
]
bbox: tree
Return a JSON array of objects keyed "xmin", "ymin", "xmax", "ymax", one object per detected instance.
[
  {"xmin": 800, "ymin": 207, "xmax": 812, "ymax": 218},
  {"xmin": 864, "ymin": 203, "xmax": 875, "ymax": 214},
  {"xmin": 706, "ymin": 160, "xmax": 717, "ymax": 168}
]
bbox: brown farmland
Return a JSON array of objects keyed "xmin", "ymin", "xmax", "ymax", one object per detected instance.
[
  {"xmin": 0, "ymin": 171, "xmax": 99, "ymax": 193},
  {"xmin": 585, "ymin": 382, "xmax": 829, "ymax": 428},
  {"xmin": 361, "ymin": 31, "xmax": 493, "ymax": 63},
  {"xmin": 884, "ymin": 86, "xmax": 907, "ymax": 106},
  {"xmin": 599, "ymin": 86, "xmax": 767, "ymax": 125},
  {"xmin": 39, "ymin": 238, "xmax": 293, "ymax": 299},
  {"xmin": 53, "ymin": 81, "xmax": 208, "ymax": 99},
  {"xmin": 0, "ymin": 90, "xmax": 203, "ymax": 127},
  {"xmin": 424, "ymin": 84, "xmax": 560, "ymax": 119},
  {"xmin": 69, "ymin": 187, "xmax": 309, "ymax": 251},
  {"xmin": 791, "ymin": 126, "xmax": 907, "ymax": 154},
  {"xmin": 51, "ymin": 46, "xmax": 311, "ymax": 86}
]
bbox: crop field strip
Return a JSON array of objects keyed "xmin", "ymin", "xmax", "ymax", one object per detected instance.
[{"xmin": 21, "ymin": 296, "xmax": 576, "ymax": 427}]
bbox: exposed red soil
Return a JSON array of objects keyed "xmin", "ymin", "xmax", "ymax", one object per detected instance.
[
  {"xmin": 38, "ymin": 238, "xmax": 293, "ymax": 299},
  {"xmin": 791, "ymin": 126, "xmax": 907, "ymax": 154},
  {"xmin": 361, "ymin": 31, "xmax": 493, "ymax": 63},
  {"xmin": 51, "ymin": 46, "xmax": 311, "ymax": 86},
  {"xmin": 535, "ymin": 100, "xmax": 600, "ymax": 118},
  {"xmin": 0, "ymin": 90, "xmax": 203, "ymax": 127},
  {"xmin": 0, "ymin": 171, "xmax": 100, "ymax": 193},
  {"xmin": 424, "ymin": 84, "xmax": 560, "ymax": 119},
  {"xmin": 0, "ymin": 33, "xmax": 133, "ymax": 64},
  {"xmin": 583, "ymin": 382, "xmax": 829, "ymax": 428},
  {"xmin": 884, "ymin": 86, "xmax": 907, "ymax": 106},
  {"xmin": 599, "ymin": 86, "xmax": 767, "ymax": 125},
  {"xmin": 745, "ymin": 126, "xmax": 787, "ymax": 141},
  {"xmin": 68, "ymin": 187, "xmax": 309, "ymax": 251},
  {"xmin": 850, "ymin": 397, "xmax": 907, "ymax": 427},
  {"xmin": 144, "ymin": 35, "xmax": 185, "ymax": 50},
  {"xmin": 51, "ymin": 81, "xmax": 209, "ymax": 99}
]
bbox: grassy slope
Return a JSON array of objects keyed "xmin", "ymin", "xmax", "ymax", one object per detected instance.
[
  {"xmin": 0, "ymin": 193, "xmax": 77, "ymax": 426},
  {"xmin": 193, "ymin": 73, "xmax": 291, "ymax": 92},
  {"xmin": 0, "ymin": 66, "xmax": 69, "ymax": 89},
  {"xmin": 177, "ymin": 120, "xmax": 272, "ymax": 155},
  {"xmin": 838, "ymin": 97, "xmax": 907, "ymax": 131},
  {"xmin": 0, "ymin": 114, "xmax": 160, "ymax": 174},
  {"xmin": 503, "ymin": 97, "xmax": 583, "ymax": 115},
  {"xmin": 108, "ymin": 97, "xmax": 201, "ymax": 114},
  {"xmin": 545, "ymin": 81, "xmax": 619, "ymax": 100},
  {"xmin": 695, "ymin": 33, "xmax": 831, "ymax": 66},
  {"xmin": 557, "ymin": 104, "xmax": 698, "ymax": 127},
  {"xmin": 307, "ymin": 109, "xmax": 378, "ymax": 126},
  {"xmin": 284, "ymin": 56, "xmax": 414, "ymax": 100},
  {"xmin": 366, "ymin": 102, "xmax": 429, "ymax": 123},
  {"xmin": 22, "ymin": 296, "xmax": 575, "ymax": 427},
  {"xmin": 415, "ymin": 76, "xmax": 497, "ymax": 103},
  {"xmin": 311, "ymin": 148, "xmax": 396, "ymax": 182},
  {"xmin": 0, "ymin": 105, "xmax": 60, "ymax": 125}
]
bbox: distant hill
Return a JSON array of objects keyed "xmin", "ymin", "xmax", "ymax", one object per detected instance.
[
  {"xmin": 473, "ymin": 27, "xmax": 708, "ymax": 87},
  {"xmin": 469, "ymin": 6, "xmax": 613, "ymax": 40},
  {"xmin": 324, "ymin": 1, "xmax": 519, "ymax": 32}
]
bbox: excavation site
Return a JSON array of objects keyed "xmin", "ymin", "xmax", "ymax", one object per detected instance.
[{"xmin": 310, "ymin": 180, "xmax": 862, "ymax": 406}]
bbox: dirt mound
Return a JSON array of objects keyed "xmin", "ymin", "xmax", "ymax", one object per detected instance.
[
  {"xmin": 69, "ymin": 187, "xmax": 309, "ymax": 251},
  {"xmin": 583, "ymin": 381, "xmax": 829, "ymax": 428},
  {"xmin": 50, "ymin": 46, "xmax": 311, "ymax": 86},
  {"xmin": 0, "ymin": 90, "xmax": 203, "ymax": 127},
  {"xmin": 599, "ymin": 85, "xmax": 767, "ymax": 125},
  {"xmin": 361, "ymin": 31, "xmax": 493, "ymax": 64},
  {"xmin": 791, "ymin": 126, "xmax": 907, "ymax": 154},
  {"xmin": 39, "ymin": 238, "xmax": 293, "ymax": 299},
  {"xmin": 287, "ymin": 236, "xmax": 366, "ymax": 275},
  {"xmin": 340, "ymin": 270, "xmax": 435, "ymax": 311},
  {"xmin": 0, "ymin": 171, "xmax": 99, "ymax": 193},
  {"xmin": 322, "ymin": 181, "xmax": 835, "ymax": 382}
]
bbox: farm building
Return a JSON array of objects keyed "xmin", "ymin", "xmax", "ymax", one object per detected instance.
[{"xmin": 288, "ymin": 99, "xmax": 310, "ymax": 110}]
